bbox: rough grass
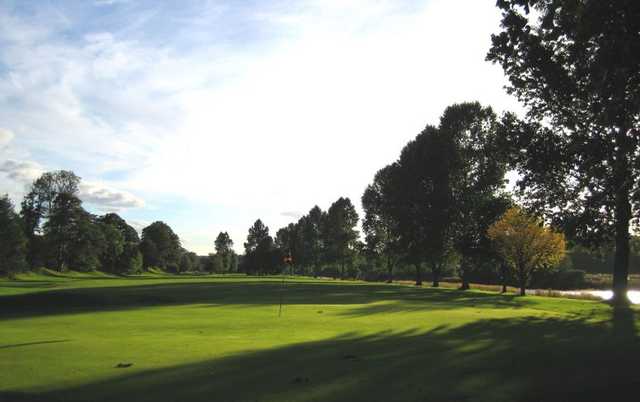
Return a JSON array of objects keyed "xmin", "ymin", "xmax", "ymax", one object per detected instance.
[{"xmin": 1, "ymin": 273, "xmax": 639, "ymax": 402}]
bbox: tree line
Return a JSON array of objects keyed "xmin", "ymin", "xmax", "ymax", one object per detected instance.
[
  {"xmin": 0, "ymin": 170, "xmax": 237, "ymax": 276},
  {"xmin": 2, "ymin": 1, "xmax": 639, "ymax": 303}
]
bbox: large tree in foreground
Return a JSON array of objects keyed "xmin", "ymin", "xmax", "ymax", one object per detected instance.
[
  {"xmin": 488, "ymin": 207, "xmax": 566, "ymax": 296},
  {"xmin": 487, "ymin": 0, "xmax": 640, "ymax": 304}
]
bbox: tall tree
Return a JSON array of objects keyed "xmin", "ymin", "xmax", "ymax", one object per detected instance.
[
  {"xmin": 0, "ymin": 195, "xmax": 27, "ymax": 276},
  {"xmin": 214, "ymin": 231, "xmax": 235, "ymax": 272},
  {"xmin": 439, "ymin": 102, "xmax": 510, "ymax": 290},
  {"xmin": 325, "ymin": 197, "xmax": 359, "ymax": 279},
  {"xmin": 487, "ymin": 0, "xmax": 640, "ymax": 304},
  {"xmin": 301, "ymin": 206, "xmax": 325, "ymax": 277},
  {"xmin": 488, "ymin": 207, "xmax": 566, "ymax": 296},
  {"xmin": 362, "ymin": 164, "xmax": 402, "ymax": 282},
  {"xmin": 43, "ymin": 193, "xmax": 102, "ymax": 271},
  {"xmin": 392, "ymin": 126, "xmax": 454, "ymax": 286},
  {"xmin": 243, "ymin": 219, "xmax": 276, "ymax": 274},
  {"xmin": 20, "ymin": 170, "xmax": 81, "ymax": 268}
]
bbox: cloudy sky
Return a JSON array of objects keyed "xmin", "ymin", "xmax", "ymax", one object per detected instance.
[{"xmin": 0, "ymin": 0, "xmax": 520, "ymax": 254}]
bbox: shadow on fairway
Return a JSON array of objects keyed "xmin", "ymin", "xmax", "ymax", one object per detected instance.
[
  {"xmin": 0, "ymin": 339, "xmax": 71, "ymax": 350},
  {"xmin": 0, "ymin": 279, "xmax": 534, "ymax": 321},
  {"xmin": 2, "ymin": 311, "xmax": 638, "ymax": 402}
]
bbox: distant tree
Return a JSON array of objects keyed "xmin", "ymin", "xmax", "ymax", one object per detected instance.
[
  {"xmin": 179, "ymin": 252, "xmax": 193, "ymax": 273},
  {"xmin": 0, "ymin": 195, "xmax": 28, "ymax": 276},
  {"xmin": 275, "ymin": 223, "xmax": 301, "ymax": 273},
  {"xmin": 140, "ymin": 221, "xmax": 181, "ymax": 271},
  {"xmin": 98, "ymin": 222, "xmax": 125, "ymax": 273},
  {"xmin": 20, "ymin": 170, "xmax": 81, "ymax": 268},
  {"xmin": 487, "ymin": 0, "xmax": 640, "ymax": 304},
  {"xmin": 244, "ymin": 219, "xmax": 277, "ymax": 274},
  {"xmin": 300, "ymin": 206, "xmax": 325, "ymax": 277},
  {"xmin": 121, "ymin": 245, "xmax": 143, "ymax": 274},
  {"xmin": 214, "ymin": 231, "xmax": 235, "ymax": 272},
  {"xmin": 488, "ymin": 207, "xmax": 566, "ymax": 296},
  {"xmin": 44, "ymin": 193, "xmax": 103, "ymax": 271},
  {"xmin": 97, "ymin": 213, "xmax": 141, "ymax": 274},
  {"xmin": 99, "ymin": 213, "xmax": 140, "ymax": 243},
  {"xmin": 325, "ymin": 197, "xmax": 359, "ymax": 279},
  {"xmin": 362, "ymin": 164, "xmax": 402, "ymax": 283}
]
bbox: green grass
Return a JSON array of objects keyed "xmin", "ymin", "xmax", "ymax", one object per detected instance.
[{"xmin": 1, "ymin": 273, "xmax": 639, "ymax": 402}]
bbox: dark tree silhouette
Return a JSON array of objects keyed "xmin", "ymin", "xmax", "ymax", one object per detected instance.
[
  {"xmin": 362, "ymin": 164, "xmax": 402, "ymax": 283},
  {"xmin": 140, "ymin": 221, "xmax": 182, "ymax": 271},
  {"xmin": 325, "ymin": 197, "xmax": 359, "ymax": 279},
  {"xmin": 487, "ymin": 0, "xmax": 640, "ymax": 305},
  {"xmin": 0, "ymin": 195, "xmax": 27, "ymax": 276}
]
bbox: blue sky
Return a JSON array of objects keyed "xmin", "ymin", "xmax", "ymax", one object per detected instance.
[{"xmin": 0, "ymin": 0, "xmax": 520, "ymax": 254}]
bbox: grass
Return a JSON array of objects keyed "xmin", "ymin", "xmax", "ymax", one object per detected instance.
[{"xmin": 1, "ymin": 272, "xmax": 639, "ymax": 402}]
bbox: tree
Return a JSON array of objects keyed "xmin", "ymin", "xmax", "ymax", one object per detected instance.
[
  {"xmin": 243, "ymin": 219, "xmax": 277, "ymax": 274},
  {"xmin": 20, "ymin": 170, "xmax": 81, "ymax": 268},
  {"xmin": 98, "ymin": 213, "xmax": 141, "ymax": 274},
  {"xmin": 300, "ymin": 206, "xmax": 325, "ymax": 277},
  {"xmin": 325, "ymin": 197, "xmax": 359, "ymax": 279},
  {"xmin": 214, "ymin": 231, "xmax": 235, "ymax": 272},
  {"xmin": 140, "ymin": 221, "xmax": 182, "ymax": 271},
  {"xmin": 98, "ymin": 222, "xmax": 125, "ymax": 273},
  {"xmin": 438, "ymin": 103, "xmax": 510, "ymax": 290},
  {"xmin": 488, "ymin": 207, "xmax": 566, "ymax": 296},
  {"xmin": 362, "ymin": 165, "xmax": 402, "ymax": 283},
  {"xmin": 0, "ymin": 195, "xmax": 27, "ymax": 276},
  {"xmin": 43, "ymin": 193, "xmax": 103, "ymax": 272},
  {"xmin": 487, "ymin": 1, "xmax": 640, "ymax": 304},
  {"xmin": 392, "ymin": 126, "xmax": 454, "ymax": 286},
  {"xmin": 99, "ymin": 213, "xmax": 140, "ymax": 243}
]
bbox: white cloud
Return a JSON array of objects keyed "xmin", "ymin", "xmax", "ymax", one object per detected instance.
[
  {"xmin": 79, "ymin": 182, "xmax": 145, "ymax": 212},
  {"xmin": 0, "ymin": 159, "xmax": 43, "ymax": 184}
]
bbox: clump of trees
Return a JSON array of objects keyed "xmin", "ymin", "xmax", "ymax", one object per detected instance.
[
  {"xmin": 487, "ymin": 0, "xmax": 640, "ymax": 304},
  {"xmin": 241, "ymin": 198, "xmax": 360, "ymax": 278},
  {"xmin": 0, "ymin": 170, "xmax": 214, "ymax": 276}
]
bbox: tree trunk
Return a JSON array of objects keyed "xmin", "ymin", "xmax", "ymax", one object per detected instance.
[
  {"xmin": 340, "ymin": 259, "xmax": 345, "ymax": 280},
  {"xmin": 459, "ymin": 258, "xmax": 470, "ymax": 290},
  {"xmin": 500, "ymin": 264, "xmax": 508, "ymax": 293},
  {"xmin": 518, "ymin": 267, "xmax": 527, "ymax": 296},
  {"xmin": 415, "ymin": 264, "xmax": 422, "ymax": 286},
  {"xmin": 386, "ymin": 255, "xmax": 393, "ymax": 283},
  {"xmin": 612, "ymin": 127, "xmax": 632, "ymax": 306},
  {"xmin": 431, "ymin": 262, "xmax": 440, "ymax": 287}
]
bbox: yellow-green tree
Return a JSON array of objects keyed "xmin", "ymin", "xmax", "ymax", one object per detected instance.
[{"xmin": 488, "ymin": 207, "xmax": 566, "ymax": 296}]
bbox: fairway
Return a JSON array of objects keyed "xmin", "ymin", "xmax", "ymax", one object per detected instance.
[{"xmin": 1, "ymin": 273, "xmax": 639, "ymax": 402}]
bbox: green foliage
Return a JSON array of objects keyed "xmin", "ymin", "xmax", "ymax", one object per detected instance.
[
  {"xmin": 0, "ymin": 195, "xmax": 28, "ymax": 276},
  {"xmin": 243, "ymin": 219, "xmax": 278, "ymax": 274},
  {"xmin": 43, "ymin": 193, "xmax": 103, "ymax": 272},
  {"xmin": 324, "ymin": 197, "xmax": 359, "ymax": 279},
  {"xmin": 140, "ymin": 221, "xmax": 182, "ymax": 271},
  {"xmin": 487, "ymin": 0, "xmax": 640, "ymax": 303}
]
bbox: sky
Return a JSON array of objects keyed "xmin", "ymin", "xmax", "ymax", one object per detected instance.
[{"xmin": 0, "ymin": 0, "xmax": 521, "ymax": 255}]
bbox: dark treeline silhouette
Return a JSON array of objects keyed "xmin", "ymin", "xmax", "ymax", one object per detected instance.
[
  {"xmin": 240, "ymin": 197, "xmax": 359, "ymax": 279},
  {"xmin": 0, "ymin": 170, "xmax": 239, "ymax": 276}
]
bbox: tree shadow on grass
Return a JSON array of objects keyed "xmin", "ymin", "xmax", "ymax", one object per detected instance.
[
  {"xmin": 2, "ymin": 311, "xmax": 638, "ymax": 402},
  {"xmin": 0, "ymin": 280, "xmax": 538, "ymax": 321}
]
